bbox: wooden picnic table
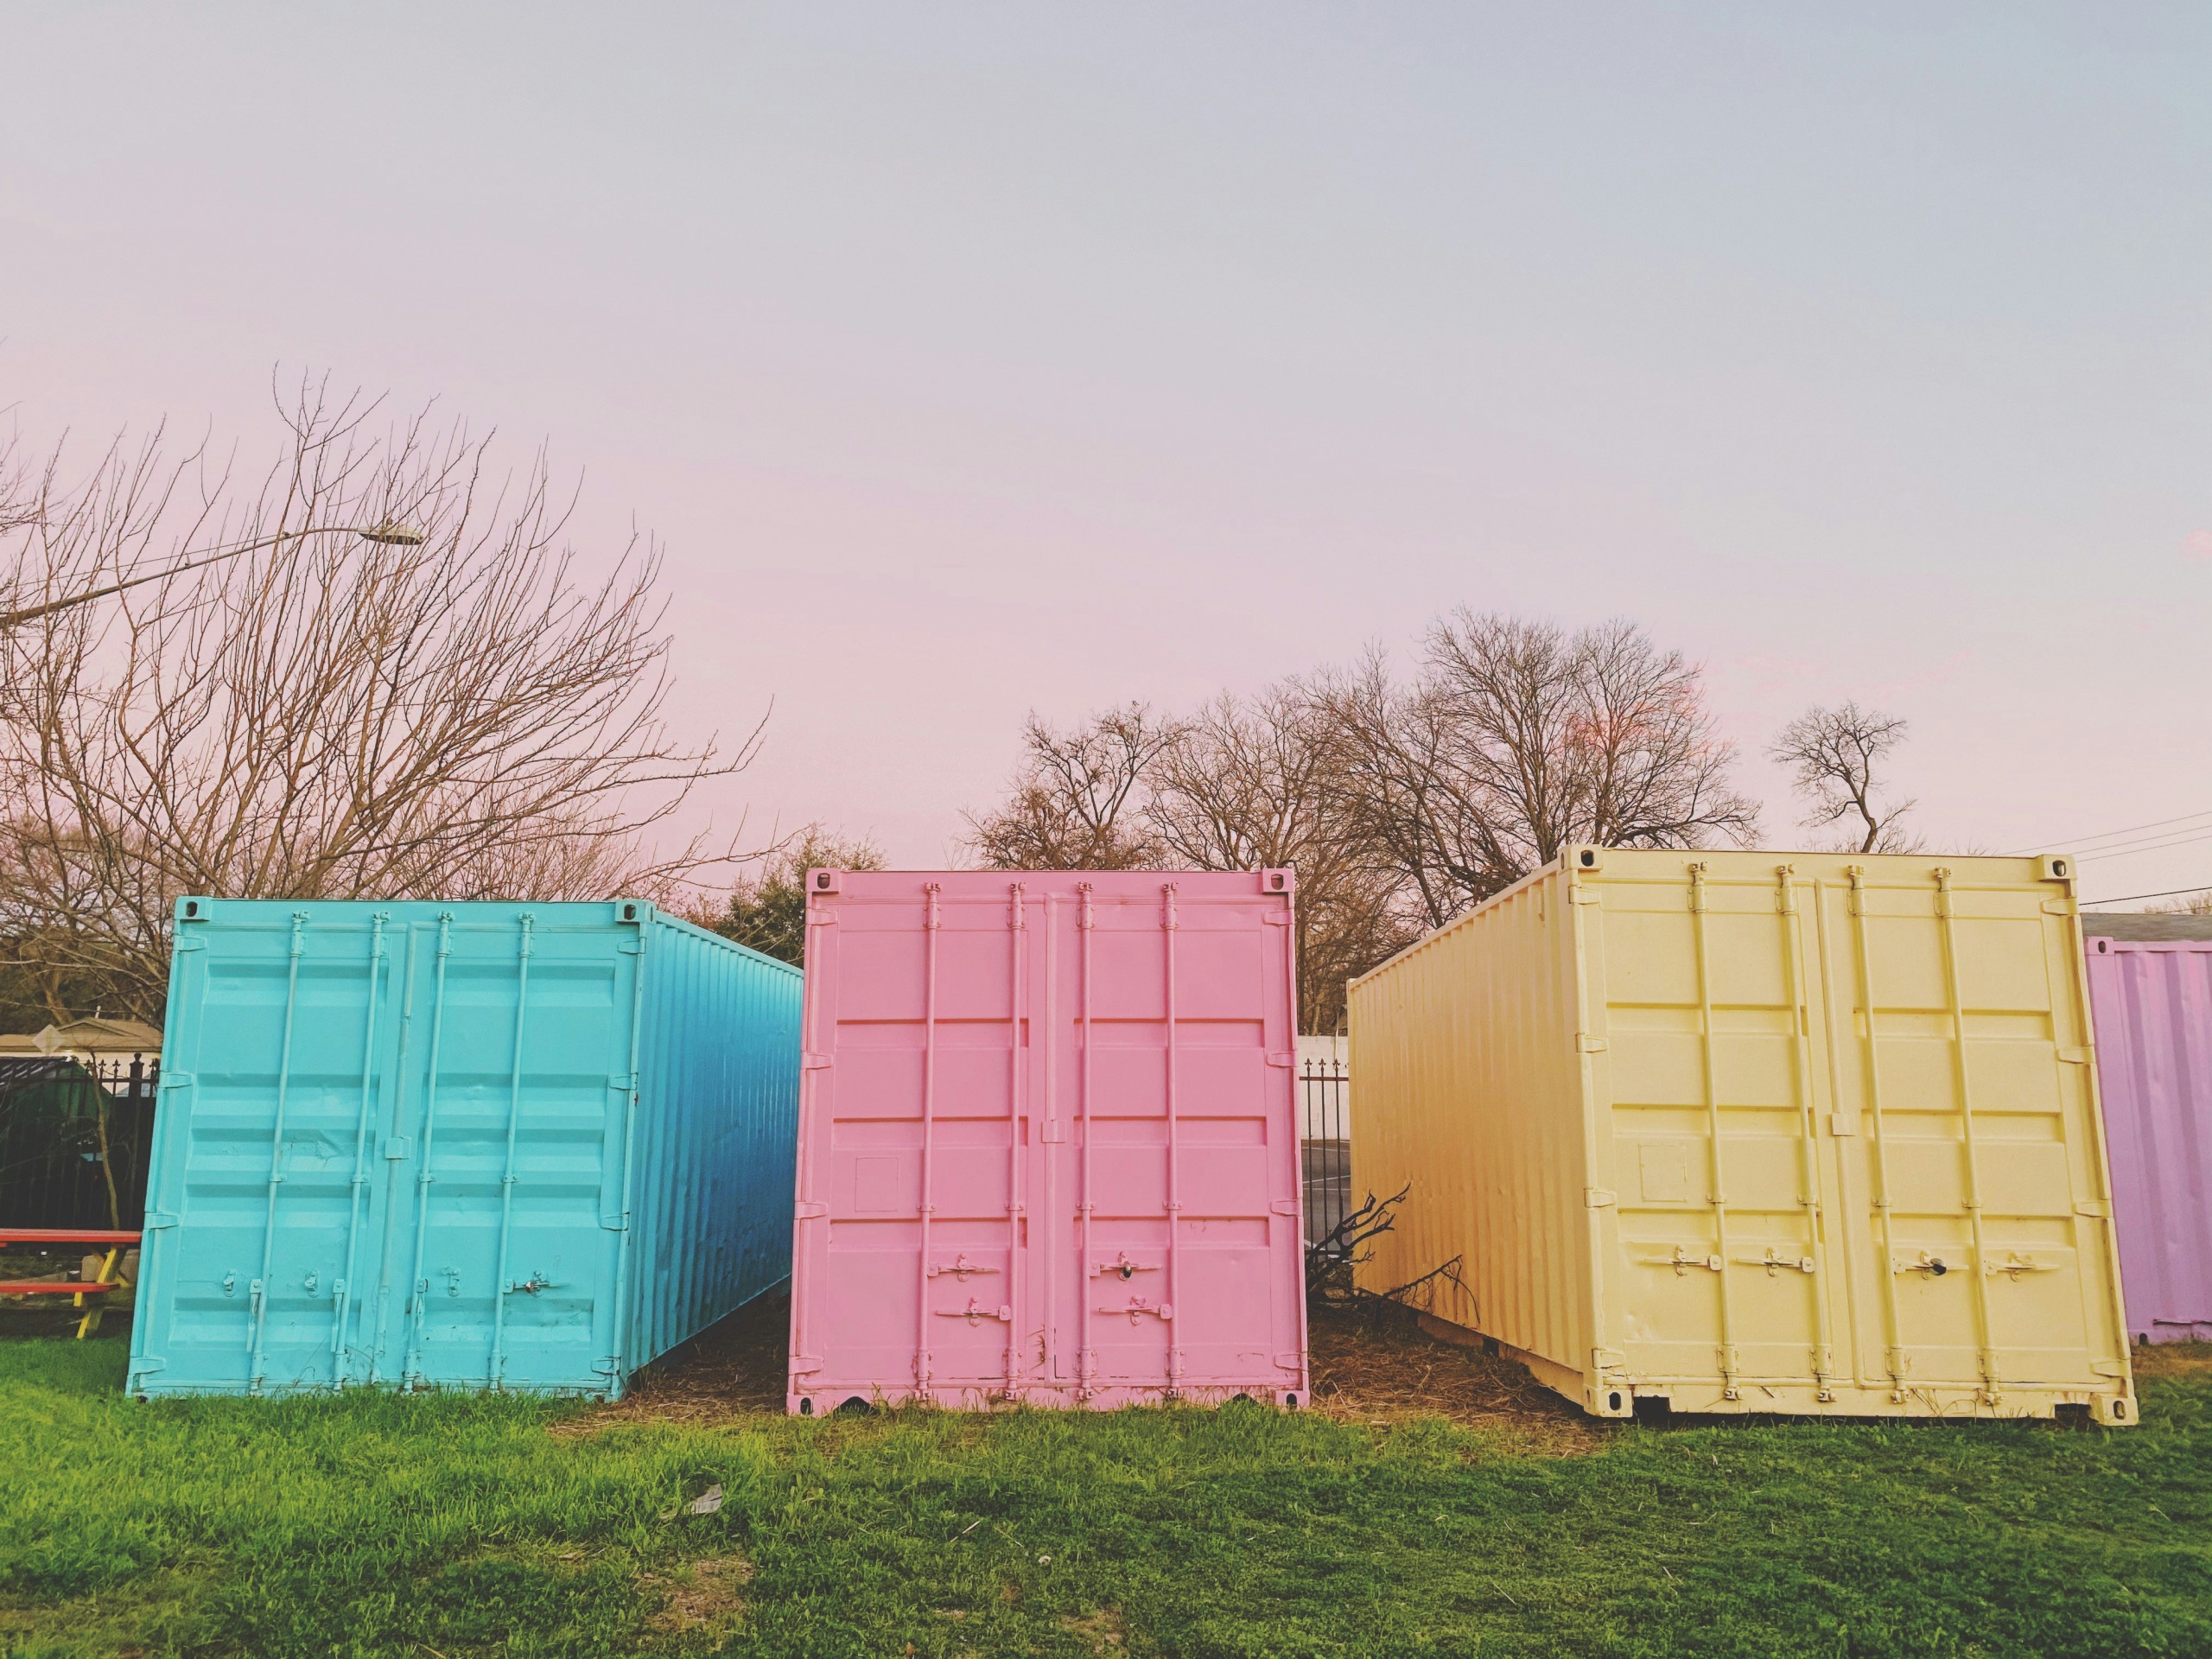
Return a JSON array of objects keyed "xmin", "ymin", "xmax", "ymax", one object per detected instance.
[{"xmin": 0, "ymin": 1227, "xmax": 143, "ymax": 1337}]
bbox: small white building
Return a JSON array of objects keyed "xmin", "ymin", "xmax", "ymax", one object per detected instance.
[{"xmin": 0, "ymin": 1016, "xmax": 162, "ymax": 1071}]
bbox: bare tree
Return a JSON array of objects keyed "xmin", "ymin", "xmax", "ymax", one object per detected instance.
[
  {"xmin": 1311, "ymin": 649, "xmax": 1482, "ymax": 933},
  {"xmin": 0, "ymin": 428, "xmax": 34, "ymax": 538},
  {"xmin": 961, "ymin": 702, "xmax": 1179, "ymax": 870},
  {"xmin": 1769, "ymin": 701, "xmax": 1918, "ymax": 855},
  {"xmin": 0, "ymin": 383, "xmax": 759, "ymax": 1021},
  {"xmin": 1147, "ymin": 683, "xmax": 1411, "ymax": 1031},
  {"xmin": 1319, "ymin": 614, "xmax": 1758, "ymax": 925}
]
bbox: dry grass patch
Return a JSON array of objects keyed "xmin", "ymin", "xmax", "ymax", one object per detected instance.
[
  {"xmin": 2133, "ymin": 1340, "xmax": 2212, "ymax": 1382},
  {"xmin": 1060, "ymin": 1606, "xmax": 1127, "ymax": 1652},
  {"xmin": 642, "ymin": 1551, "xmax": 753, "ymax": 1635}
]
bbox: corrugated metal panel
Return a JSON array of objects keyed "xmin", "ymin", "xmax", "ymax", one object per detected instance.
[
  {"xmin": 126, "ymin": 899, "xmax": 799, "ymax": 1398},
  {"xmin": 2087, "ymin": 938, "xmax": 2212, "ymax": 1343},
  {"xmin": 623, "ymin": 910, "xmax": 805, "ymax": 1376},
  {"xmin": 787, "ymin": 868, "xmax": 1307, "ymax": 1413},
  {"xmin": 1353, "ymin": 849, "xmax": 2138, "ymax": 1424}
]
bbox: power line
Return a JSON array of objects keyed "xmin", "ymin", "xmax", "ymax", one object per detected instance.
[
  {"xmin": 2004, "ymin": 804, "xmax": 2212, "ymax": 857},
  {"xmin": 2075, "ymin": 827, "xmax": 2212, "ymax": 864},
  {"xmin": 2081, "ymin": 882, "xmax": 2212, "ymax": 908}
]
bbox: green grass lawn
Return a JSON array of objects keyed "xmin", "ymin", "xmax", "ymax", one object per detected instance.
[{"xmin": 2, "ymin": 1325, "xmax": 2208, "ymax": 1659}]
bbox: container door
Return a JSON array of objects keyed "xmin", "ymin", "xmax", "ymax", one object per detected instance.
[
  {"xmin": 1599, "ymin": 865, "xmax": 1834, "ymax": 1398},
  {"xmin": 796, "ymin": 882, "xmax": 1035, "ymax": 1402},
  {"xmin": 135, "ymin": 909, "xmax": 404, "ymax": 1395},
  {"xmin": 1807, "ymin": 866, "xmax": 2123, "ymax": 1403},
  {"xmin": 363, "ymin": 913, "xmax": 634, "ymax": 1393},
  {"xmin": 1042, "ymin": 883, "xmax": 1300, "ymax": 1402}
]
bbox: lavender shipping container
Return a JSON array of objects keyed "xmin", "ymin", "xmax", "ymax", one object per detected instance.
[
  {"xmin": 2087, "ymin": 936, "xmax": 2212, "ymax": 1343},
  {"xmin": 786, "ymin": 869, "xmax": 1309, "ymax": 1412}
]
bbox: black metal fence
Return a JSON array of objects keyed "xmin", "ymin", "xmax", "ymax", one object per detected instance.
[
  {"xmin": 1300, "ymin": 1058, "xmax": 1350, "ymax": 1255},
  {"xmin": 0, "ymin": 1056, "xmax": 159, "ymax": 1230}
]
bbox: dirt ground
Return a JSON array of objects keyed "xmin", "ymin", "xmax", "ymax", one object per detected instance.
[
  {"xmin": 575, "ymin": 1292, "xmax": 1599, "ymax": 1449},
  {"xmin": 2131, "ymin": 1340, "xmax": 2212, "ymax": 1382}
]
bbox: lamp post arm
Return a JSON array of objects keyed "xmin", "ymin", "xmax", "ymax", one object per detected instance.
[{"xmin": 0, "ymin": 524, "xmax": 407, "ymax": 630}]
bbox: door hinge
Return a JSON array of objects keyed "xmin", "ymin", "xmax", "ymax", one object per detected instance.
[
  {"xmin": 1576, "ymin": 1034, "xmax": 1608, "ymax": 1054},
  {"xmin": 142, "ymin": 1211, "xmax": 178, "ymax": 1230},
  {"xmin": 2057, "ymin": 1046, "xmax": 2092, "ymax": 1065},
  {"xmin": 2074, "ymin": 1199, "xmax": 2111, "ymax": 1219},
  {"xmin": 790, "ymin": 1354, "xmax": 824, "ymax": 1376},
  {"xmin": 1585, "ymin": 1186, "xmax": 1617, "ymax": 1208},
  {"xmin": 2092, "ymin": 1359, "xmax": 2128, "ymax": 1378},
  {"xmin": 793, "ymin": 1199, "xmax": 829, "ymax": 1221},
  {"xmin": 803, "ymin": 1052, "xmax": 833, "ymax": 1071},
  {"xmin": 1267, "ymin": 1052, "xmax": 1295, "ymax": 1068},
  {"xmin": 130, "ymin": 1356, "xmax": 168, "ymax": 1374},
  {"xmin": 617, "ymin": 937, "xmax": 644, "ymax": 955},
  {"xmin": 1275, "ymin": 1351, "xmax": 1306, "ymax": 1370},
  {"xmin": 161, "ymin": 1071, "xmax": 194, "ymax": 1090},
  {"xmin": 1569, "ymin": 888, "xmax": 1603, "ymax": 906},
  {"xmin": 1592, "ymin": 1347, "xmax": 1627, "ymax": 1373},
  {"xmin": 2042, "ymin": 898, "xmax": 2073, "ymax": 918},
  {"xmin": 1270, "ymin": 1198, "xmax": 1301, "ymax": 1217}
]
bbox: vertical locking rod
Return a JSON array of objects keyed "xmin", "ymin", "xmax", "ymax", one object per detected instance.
[
  {"xmin": 1565, "ymin": 864, "xmax": 1613, "ymax": 1368},
  {"xmin": 1041, "ymin": 893, "xmax": 1059, "ymax": 1385},
  {"xmin": 1004, "ymin": 884, "xmax": 1027, "ymax": 1397},
  {"xmin": 915, "ymin": 883, "xmax": 942, "ymax": 1395},
  {"xmin": 489, "ymin": 914, "xmax": 536, "ymax": 1388},
  {"xmin": 399, "ymin": 913, "xmax": 455, "ymax": 1389},
  {"xmin": 1847, "ymin": 868, "xmax": 1910, "ymax": 1400},
  {"xmin": 368, "ymin": 927, "xmax": 425, "ymax": 1386},
  {"xmin": 1162, "ymin": 882, "xmax": 1184, "ymax": 1395},
  {"xmin": 1932, "ymin": 869, "xmax": 2003, "ymax": 1404},
  {"xmin": 1688, "ymin": 867, "xmax": 1742, "ymax": 1400},
  {"xmin": 791, "ymin": 896, "xmax": 832, "ymax": 1377},
  {"xmin": 330, "ymin": 913, "xmax": 387, "ymax": 1387},
  {"xmin": 248, "ymin": 912, "xmax": 309, "ymax": 1394},
  {"xmin": 1777, "ymin": 869, "xmax": 1835, "ymax": 1400},
  {"xmin": 1077, "ymin": 882, "xmax": 1096, "ymax": 1397},
  {"xmin": 601, "ymin": 907, "xmax": 651, "ymax": 1395}
]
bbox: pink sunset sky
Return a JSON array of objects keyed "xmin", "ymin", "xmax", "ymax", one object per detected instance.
[{"xmin": 4, "ymin": 7, "xmax": 2208, "ymax": 901}]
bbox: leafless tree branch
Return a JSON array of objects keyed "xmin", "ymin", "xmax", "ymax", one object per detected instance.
[
  {"xmin": 1769, "ymin": 701, "xmax": 1918, "ymax": 855},
  {"xmin": 0, "ymin": 380, "xmax": 760, "ymax": 1020}
]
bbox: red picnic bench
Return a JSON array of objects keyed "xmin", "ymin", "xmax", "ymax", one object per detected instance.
[{"xmin": 0, "ymin": 1229, "xmax": 143, "ymax": 1338}]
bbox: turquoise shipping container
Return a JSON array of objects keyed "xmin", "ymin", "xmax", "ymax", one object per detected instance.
[{"xmin": 126, "ymin": 898, "xmax": 801, "ymax": 1398}]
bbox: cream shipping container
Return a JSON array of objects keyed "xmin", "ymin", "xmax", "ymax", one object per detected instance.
[{"xmin": 1351, "ymin": 849, "xmax": 2136, "ymax": 1423}]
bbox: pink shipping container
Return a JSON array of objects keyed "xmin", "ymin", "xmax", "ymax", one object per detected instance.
[
  {"xmin": 2087, "ymin": 936, "xmax": 2212, "ymax": 1343},
  {"xmin": 786, "ymin": 868, "xmax": 1309, "ymax": 1413}
]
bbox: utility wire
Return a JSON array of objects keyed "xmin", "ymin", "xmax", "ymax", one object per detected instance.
[
  {"xmin": 2080, "ymin": 882, "xmax": 2212, "ymax": 908},
  {"xmin": 2075, "ymin": 826, "xmax": 2212, "ymax": 863},
  {"xmin": 2005, "ymin": 805, "xmax": 2212, "ymax": 857}
]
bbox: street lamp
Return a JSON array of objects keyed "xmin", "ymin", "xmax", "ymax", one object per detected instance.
[{"xmin": 0, "ymin": 522, "xmax": 427, "ymax": 629}]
